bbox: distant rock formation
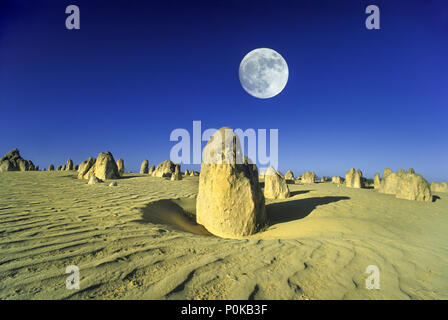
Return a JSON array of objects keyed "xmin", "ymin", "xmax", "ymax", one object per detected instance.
[
  {"xmin": 57, "ymin": 165, "xmax": 62, "ymax": 171},
  {"xmin": 171, "ymin": 164, "xmax": 182, "ymax": 181},
  {"xmin": 332, "ymin": 176, "xmax": 342, "ymax": 184},
  {"xmin": 301, "ymin": 171, "xmax": 316, "ymax": 184},
  {"xmin": 374, "ymin": 173, "xmax": 381, "ymax": 189},
  {"xmin": 184, "ymin": 169, "xmax": 190, "ymax": 176},
  {"xmin": 74, "ymin": 165, "xmax": 79, "ymax": 171},
  {"xmin": 379, "ymin": 167, "xmax": 432, "ymax": 201},
  {"xmin": 49, "ymin": 164, "xmax": 55, "ymax": 171},
  {"xmin": 196, "ymin": 127, "xmax": 266, "ymax": 238},
  {"xmin": 345, "ymin": 168, "xmax": 364, "ymax": 188},
  {"xmin": 153, "ymin": 160, "xmax": 176, "ymax": 178},
  {"xmin": 431, "ymin": 181, "xmax": 448, "ymax": 193},
  {"xmin": 66, "ymin": 159, "xmax": 74, "ymax": 171},
  {"xmin": 264, "ymin": 166, "xmax": 290, "ymax": 199},
  {"xmin": 0, "ymin": 149, "xmax": 36, "ymax": 172},
  {"xmin": 284, "ymin": 170, "xmax": 294, "ymax": 181},
  {"xmin": 62, "ymin": 165, "xmax": 66, "ymax": 171},
  {"xmin": 85, "ymin": 152, "xmax": 119, "ymax": 181},
  {"xmin": 116, "ymin": 159, "xmax": 125, "ymax": 176},
  {"xmin": 355, "ymin": 170, "xmax": 364, "ymax": 188},
  {"xmin": 190, "ymin": 170, "xmax": 195, "ymax": 177},
  {"xmin": 148, "ymin": 165, "xmax": 155, "ymax": 175},
  {"xmin": 140, "ymin": 160, "xmax": 149, "ymax": 174}
]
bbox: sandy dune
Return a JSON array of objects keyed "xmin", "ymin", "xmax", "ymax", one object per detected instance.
[{"xmin": 0, "ymin": 171, "xmax": 447, "ymax": 299}]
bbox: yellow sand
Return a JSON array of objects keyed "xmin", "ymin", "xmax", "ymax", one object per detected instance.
[{"xmin": 0, "ymin": 171, "xmax": 447, "ymax": 299}]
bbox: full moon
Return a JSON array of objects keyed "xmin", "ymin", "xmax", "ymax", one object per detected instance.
[{"xmin": 239, "ymin": 48, "xmax": 289, "ymax": 99}]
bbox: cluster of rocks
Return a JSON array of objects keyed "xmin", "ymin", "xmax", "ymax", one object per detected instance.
[
  {"xmin": 345, "ymin": 168, "xmax": 364, "ymax": 188},
  {"xmin": 77, "ymin": 152, "xmax": 120, "ymax": 181},
  {"xmin": 263, "ymin": 166, "xmax": 290, "ymax": 199},
  {"xmin": 4, "ymin": 146, "xmax": 439, "ymax": 210},
  {"xmin": 431, "ymin": 181, "xmax": 448, "ymax": 193},
  {"xmin": 49, "ymin": 158, "xmax": 77, "ymax": 172},
  {"xmin": 332, "ymin": 176, "xmax": 343, "ymax": 184},
  {"xmin": 379, "ymin": 167, "xmax": 432, "ymax": 202},
  {"xmin": 0, "ymin": 149, "xmax": 37, "ymax": 172},
  {"xmin": 196, "ymin": 127, "xmax": 266, "ymax": 238},
  {"xmin": 138, "ymin": 159, "xmax": 187, "ymax": 179}
]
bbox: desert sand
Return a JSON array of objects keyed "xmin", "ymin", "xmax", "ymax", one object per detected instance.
[{"xmin": 0, "ymin": 171, "xmax": 447, "ymax": 299}]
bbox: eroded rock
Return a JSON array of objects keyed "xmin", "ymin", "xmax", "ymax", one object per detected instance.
[
  {"xmin": 196, "ymin": 127, "xmax": 266, "ymax": 238},
  {"xmin": 301, "ymin": 171, "xmax": 316, "ymax": 184},
  {"xmin": 116, "ymin": 159, "xmax": 125, "ymax": 176},
  {"xmin": 263, "ymin": 166, "xmax": 290, "ymax": 199},
  {"xmin": 140, "ymin": 160, "xmax": 149, "ymax": 174}
]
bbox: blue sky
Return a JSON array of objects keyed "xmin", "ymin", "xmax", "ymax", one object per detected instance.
[{"xmin": 1, "ymin": 0, "xmax": 447, "ymax": 181}]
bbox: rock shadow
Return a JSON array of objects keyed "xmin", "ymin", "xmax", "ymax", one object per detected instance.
[
  {"xmin": 290, "ymin": 190, "xmax": 311, "ymax": 197},
  {"xmin": 118, "ymin": 174, "xmax": 146, "ymax": 180},
  {"xmin": 135, "ymin": 198, "xmax": 213, "ymax": 236},
  {"xmin": 56, "ymin": 174, "xmax": 79, "ymax": 180},
  {"xmin": 267, "ymin": 196, "xmax": 350, "ymax": 224}
]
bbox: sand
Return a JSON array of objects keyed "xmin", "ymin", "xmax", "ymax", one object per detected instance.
[{"xmin": 0, "ymin": 171, "xmax": 447, "ymax": 299}]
